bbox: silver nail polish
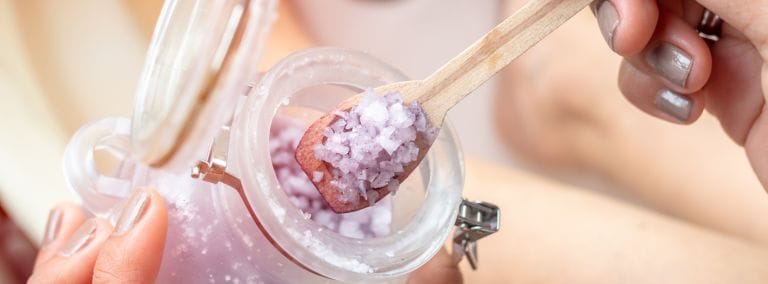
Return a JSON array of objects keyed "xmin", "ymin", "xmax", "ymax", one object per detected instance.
[
  {"xmin": 597, "ymin": 0, "xmax": 619, "ymax": 50},
  {"xmin": 655, "ymin": 89, "xmax": 692, "ymax": 122},
  {"xmin": 646, "ymin": 43, "xmax": 693, "ymax": 88},
  {"xmin": 58, "ymin": 219, "xmax": 98, "ymax": 257},
  {"xmin": 113, "ymin": 190, "xmax": 150, "ymax": 236},
  {"xmin": 43, "ymin": 208, "xmax": 62, "ymax": 246}
]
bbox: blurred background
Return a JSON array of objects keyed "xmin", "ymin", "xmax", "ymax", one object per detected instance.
[
  {"xmin": 0, "ymin": 1, "xmax": 514, "ymax": 281},
  {"xmin": 3, "ymin": 0, "xmax": 768, "ymax": 283}
]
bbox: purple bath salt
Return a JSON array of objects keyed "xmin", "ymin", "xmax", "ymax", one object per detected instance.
[
  {"xmin": 312, "ymin": 89, "xmax": 436, "ymax": 204},
  {"xmin": 270, "ymin": 116, "xmax": 392, "ymax": 238}
]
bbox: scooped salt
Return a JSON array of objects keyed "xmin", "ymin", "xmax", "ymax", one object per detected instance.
[
  {"xmin": 313, "ymin": 89, "xmax": 436, "ymax": 205},
  {"xmin": 270, "ymin": 116, "xmax": 392, "ymax": 238}
]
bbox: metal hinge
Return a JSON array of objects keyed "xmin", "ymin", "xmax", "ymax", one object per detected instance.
[
  {"xmin": 191, "ymin": 126, "xmax": 234, "ymax": 185},
  {"xmin": 453, "ymin": 199, "xmax": 500, "ymax": 270}
]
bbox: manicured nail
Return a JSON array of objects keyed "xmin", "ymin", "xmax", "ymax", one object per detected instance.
[
  {"xmin": 43, "ymin": 208, "xmax": 62, "ymax": 246},
  {"xmin": 646, "ymin": 43, "xmax": 692, "ymax": 88},
  {"xmin": 596, "ymin": 0, "xmax": 619, "ymax": 51},
  {"xmin": 59, "ymin": 219, "xmax": 98, "ymax": 257},
  {"xmin": 113, "ymin": 190, "xmax": 150, "ymax": 236},
  {"xmin": 655, "ymin": 89, "xmax": 692, "ymax": 122}
]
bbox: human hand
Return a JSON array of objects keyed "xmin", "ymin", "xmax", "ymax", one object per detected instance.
[
  {"xmin": 591, "ymin": 0, "xmax": 768, "ymax": 185},
  {"xmin": 29, "ymin": 188, "xmax": 167, "ymax": 283},
  {"xmin": 28, "ymin": 187, "xmax": 461, "ymax": 283},
  {"xmin": 408, "ymin": 248, "xmax": 463, "ymax": 284}
]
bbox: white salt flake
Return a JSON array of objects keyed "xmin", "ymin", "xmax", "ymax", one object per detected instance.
[
  {"xmin": 312, "ymin": 171, "xmax": 324, "ymax": 182},
  {"xmin": 360, "ymin": 101, "xmax": 389, "ymax": 125},
  {"xmin": 339, "ymin": 219, "xmax": 365, "ymax": 239}
]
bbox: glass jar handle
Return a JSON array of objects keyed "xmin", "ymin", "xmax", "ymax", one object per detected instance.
[{"xmin": 63, "ymin": 117, "xmax": 136, "ymax": 216}]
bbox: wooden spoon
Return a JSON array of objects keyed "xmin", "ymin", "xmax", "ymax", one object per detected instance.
[{"xmin": 296, "ymin": 0, "xmax": 593, "ymax": 213}]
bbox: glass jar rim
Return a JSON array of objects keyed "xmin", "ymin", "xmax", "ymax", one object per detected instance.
[{"xmin": 232, "ymin": 47, "xmax": 465, "ymax": 282}]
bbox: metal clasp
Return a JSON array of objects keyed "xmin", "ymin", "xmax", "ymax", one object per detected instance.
[
  {"xmin": 191, "ymin": 125, "xmax": 241, "ymax": 188},
  {"xmin": 190, "ymin": 85, "xmax": 254, "ymax": 185},
  {"xmin": 453, "ymin": 199, "xmax": 500, "ymax": 270}
]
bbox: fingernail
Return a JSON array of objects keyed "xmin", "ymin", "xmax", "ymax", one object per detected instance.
[
  {"xmin": 58, "ymin": 219, "xmax": 98, "ymax": 257},
  {"xmin": 655, "ymin": 89, "xmax": 692, "ymax": 122},
  {"xmin": 596, "ymin": 0, "xmax": 619, "ymax": 51},
  {"xmin": 43, "ymin": 208, "xmax": 62, "ymax": 246},
  {"xmin": 646, "ymin": 43, "xmax": 692, "ymax": 88},
  {"xmin": 113, "ymin": 189, "xmax": 150, "ymax": 236}
]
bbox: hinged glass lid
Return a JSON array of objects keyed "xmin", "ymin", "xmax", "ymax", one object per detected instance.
[{"xmin": 131, "ymin": 0, "xmax": 275, "ymax": 171}]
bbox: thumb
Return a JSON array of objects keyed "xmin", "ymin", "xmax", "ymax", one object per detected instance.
[
  {"xmin": 408, "ymin": 247, "xmax": 463, "ymax": 284},
  {"xmin": 92, "ymin": 188, "xmax": 168, "ymax": 283}
]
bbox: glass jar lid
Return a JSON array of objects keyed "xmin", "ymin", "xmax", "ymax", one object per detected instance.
[{"xmin": 131, "ymin": 0, "xmax": 276, "ymax": 171}]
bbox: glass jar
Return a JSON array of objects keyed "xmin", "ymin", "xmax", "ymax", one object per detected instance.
[
  {"xmin": 65, "ymin": 7, "xmax": 463, "ymax": 283},
  {"xmin": 64, "ymin": 48, "xmax": 464, "ymax": 283},
  {"xmin": 61, "ymin": 0, "xmax": 498, "ymax": 282},
  {"xmin": 228, "ymin": 47, "xmax": 464, "ymax": 282}
]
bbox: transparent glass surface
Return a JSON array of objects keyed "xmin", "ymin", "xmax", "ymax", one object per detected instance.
[
  {"xmin": 231, "ymin": 47, "xmax": 465, "ymax": 282},
  {"xmin": 132, "ymin": 0, "xmax": 275, "ymax": 171}
]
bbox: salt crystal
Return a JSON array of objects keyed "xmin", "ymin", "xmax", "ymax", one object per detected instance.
[
  {"xmin": 271, "ymin": 152, "xmax": 292, "ymax": 165},
  {"xmin": 371, "ymin": 220, "xmax": 390, "ymax": 237},
  {"xmin": 344, "ymin": 208, "xmax": 372, "ymax": 223},
  {"xmin": 388, "ymin": 103, "xmax": 415, "ymax": 128},
  {"xmin": 271, "ymin": 114, "xmax": 394, "ymax": 238},
  {"xmin": 360, "ymin": 100, "xmax": 389, "ymax": 125},
  {"xmin": 376, "ymin": 126, "xmax": 399, "ymax": 154},
  {"xmin": 289, "ymin": 196, "xmax": 309, "ymax": 209},
  {"xmin": 339, "ymin": 220, "xmax": 365, "ymax": 239},
  {"xmin": 327, "ymin": 142, "xmax": 349, "ymax": 155},
  {"xmin": 332, "ymin": 110, "xmax": 348, "ymax": 119},
  {"xmin": 330, "ymin": 119, "xmax": 346, "ymax": 132},
  {"xmin": 312, "ymin": 171, "xmax": 324, "ymax": 183},
  {"xmin": 387, "ymin": 179, "xmax": 400, "ymax": 195},
  {"xmin": 268, "ymin": 140, "xmax": 281, "ymax": 152},
  {"xmin": 366, "ymin": 191, "xmax": 379, "ymax": 206},
  {"xmin": 312, "ymin": 90, "xmax": 436, "ymax": 208},
  {"xmin": 359, "ymin": 89, "xmax": 378, "ymax": 107},
  {"xmin": 371, "ymin": 171, "xmax": 394, "ymax": 188},
  {"xmin": 393, "ymin": 127, "xmax": 416, "ymax": 142}
]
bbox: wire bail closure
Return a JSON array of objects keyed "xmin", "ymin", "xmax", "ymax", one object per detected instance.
[
  {"xmin": 453, "ymin": 199, "xmax": 501, "ymax": 270},
  {"xmin": 191, "ymin": 126, "xmax": 233, "ymax": 184}
]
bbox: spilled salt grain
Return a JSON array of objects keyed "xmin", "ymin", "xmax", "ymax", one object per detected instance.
[{"xmin": 312, "ymin": 171, "xmax": 324, "ymax": 183}]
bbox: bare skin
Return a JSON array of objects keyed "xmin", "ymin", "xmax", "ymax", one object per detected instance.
[
  {"xmin": 592, "ymin": 0, "xmax": 768, "ymax": 194},
  {"xmin": 461, "ymin": 157, "xmax": 768, "ymax": 283},
  {"xmin": 496, "ymin": 0, "xmax": 768, "ymax": 244},
  {"xmin": 29, "ymin": 188, "xmax": 167, "ymax": 283}
]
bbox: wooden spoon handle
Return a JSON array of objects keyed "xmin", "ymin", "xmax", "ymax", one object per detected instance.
[{"xmin": 418, "ymin": 0, "xmax": 594, "ymax": 119}]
